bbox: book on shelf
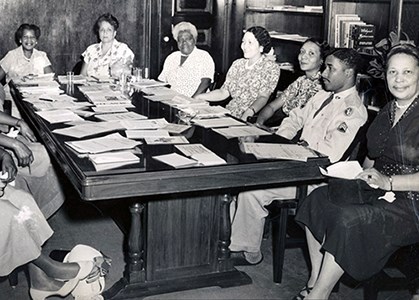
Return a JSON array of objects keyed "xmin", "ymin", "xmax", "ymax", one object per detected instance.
[
  {"xmin": 341, "ymin": 20, "xmax": 366, "ymax": 48},
  {"xmin": 333, "ymin": 14, "xmax": 360, "ymax": 47}
]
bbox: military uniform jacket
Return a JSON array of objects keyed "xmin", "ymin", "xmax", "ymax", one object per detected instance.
[{"xmin": 276, "ymin": 86, "xmax": 367, "ymax": 163}]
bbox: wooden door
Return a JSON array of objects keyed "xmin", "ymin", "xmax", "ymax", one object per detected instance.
[{"xmin": 149, "ymin": 0, "xmax": 239, "ymax": 79}]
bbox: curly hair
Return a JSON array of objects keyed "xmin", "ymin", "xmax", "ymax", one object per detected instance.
[
  {"xmin": 172, "ymin": 22, "xmax": 198, "ymax": 42},
  {"xmin": 328, "ymin": 48, "xmax": 362, "ymax": 75},
  {"xmin": 386, "ymin": 43, "xmax": 419, "ymax": 68},
  {"xmin": 303, "ymin": 38, "xmax": 331, "ymax": 60},
  {"xmin": 15, "ymin": 24, "xmax": 41, "ymax": 45},
  {"xmin": 93, "ymin": 13, "xmax": 119, "ymax": 36},
  {"xmin": 246, "ymin": 26, "xmax": 272, "ymax": 54}
]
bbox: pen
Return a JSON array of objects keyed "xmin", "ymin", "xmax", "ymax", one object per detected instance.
[{"xmin": 39, "ymin": 97, "xmax": 55, "ymax": 102}]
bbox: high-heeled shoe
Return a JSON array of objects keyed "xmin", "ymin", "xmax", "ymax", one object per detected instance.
[{"xmin": 29, "ymin": 260, "xmax": 95, "ymax": 300}]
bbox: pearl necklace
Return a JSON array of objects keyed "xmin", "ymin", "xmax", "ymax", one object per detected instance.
[{"xmin": 395, "ymin": 101, "xmax": 411, "ymax": 109}]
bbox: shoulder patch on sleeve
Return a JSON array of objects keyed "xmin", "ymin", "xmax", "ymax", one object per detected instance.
[{"xmin": 338, "ymin": 122, "xmax": 348, "ymax": 133}]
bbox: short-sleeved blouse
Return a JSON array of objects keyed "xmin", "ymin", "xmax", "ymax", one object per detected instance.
[
  {"xmin": 222, "ymin": 56, "xmax": 280, "ymax": 118},
  {"xmin": 82, "ymin": 39, "xmax": 134, "ymax": 77},
  {"xmin": 0, "ymin": 46, "xmax": 51, "ymax": 81},
  {"xmin": 281, "ymin": 72, "xmax": 322, "ymax": 115},
  {"xmin": 158, "ymin": 47, "xmax": 215, "ymax": 97}
]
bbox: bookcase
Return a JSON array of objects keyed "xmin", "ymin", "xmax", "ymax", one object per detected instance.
[
  {"xmin": 242, "ymin": 0, "xmax": 418, "ymax": 66},
  {"xmin": 244, "ymin": 0, "xmax": 329, "ymax": 65}
]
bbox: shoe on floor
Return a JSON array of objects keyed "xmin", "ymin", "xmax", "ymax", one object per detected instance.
[{"xmin": 230, "ymin": 252, "xmax": 263, "ymax": 266}]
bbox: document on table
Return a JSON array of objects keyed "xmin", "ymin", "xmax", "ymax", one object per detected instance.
[
  {"xmin": 191, "ymin": 117, "xmax": 245, "ymax": 128},
  {"xmin": 175, "ymin": 144, "xmax": 226, "ymax": 166},
  {"xmin": 53, "ymin": 121, "xmax": 124, "ymax": 138},
  {"xmin": 144, "ymin": 136, "xmax": 189, "ymax": 145},
  {"xmin": 91, "ymin": 106, "xmax": 129, "ymax": 114},
  {"xmin": 120, "ymin": 118, "xmax": 169, "ymax": 130},
  {"xmin": 35, "ymin": 109, "xmax": 84, "ymax": 124},
  {"xmin": 125, "ymin": 129, "xmax": 170, "ymax": 139},
  {"xmin": 213, "ymin": 125, "xmax": 271, "ymax": 139},
  {"xmin": 65, "ymin": 133, "xmax": 140, "ymax": 154},
  {"xmin": 152, "ymin": 153, "xmax": 198, "ymax": 168},
  {"xmin": 242, "ymin": 143, "xmax": 318, "ymax": 162},
  {"xmin": 57, "ymin": 75, "xmax": 87, "ymax": 85},
  {"xmin": 95, "ymin": 112, "xmax": 148, "ymax": 122},
  {"xmin": 162, "ymin": 123, "xmax": 191, "ymax": 134},
  {"xmin": 89, "ymin": 150, "xmax": 141, "ymax": 171},
  {"xmin": 130, "ymin": 79, "xmax": 168, "ymax": 91},
  {"xmin": 319, "ymin": 161, "xmax": 363, "ymax": 179}
]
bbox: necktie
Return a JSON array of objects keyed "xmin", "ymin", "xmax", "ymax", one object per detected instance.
[{"xmin": 313, "ymin": 93, "xmax": 334, "ymax": 118}]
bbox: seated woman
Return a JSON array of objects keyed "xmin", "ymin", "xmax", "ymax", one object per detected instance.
[
  {"xmin": 0, "ymin": 148, "xmax": 100, "ymax": 300},
  {"xmin": 196, "ymin": 26, "xmax": 280, "ymax": 120},
  {"xmin": 0, "ymin": 23, "xmax": 53, "ymax": 83},
  {"xmin": 158, "ymin": 21, "xmax": 215, "ymax": 98},
  {"xmin": 80, "ymin": 13, "xmax": 134, "ymax": 78},
  {"xmin": 293, "ymin": 44, "xmax": 419, "ymax": 300},
  {"xmin": 256, "ymin": 38, "xmax": 329, "ymax": 126},
  {"xmin": 0, "ymin": 24, "xmax": 65, "ymax": 219}
]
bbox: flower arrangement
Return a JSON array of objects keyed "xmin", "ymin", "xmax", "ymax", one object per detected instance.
[{"xmin": 367, "ymin": 31, "xmax": 415, "ymax": 79}]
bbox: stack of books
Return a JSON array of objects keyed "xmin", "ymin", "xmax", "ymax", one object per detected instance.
[{"xmin": 333, "ymin": 14, "xmax": 375, "ymax": 52}]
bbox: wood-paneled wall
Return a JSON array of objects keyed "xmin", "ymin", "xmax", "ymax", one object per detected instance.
[{"xmin": 0, "ymin": 0, "xmax": 147, "ymax": 75}]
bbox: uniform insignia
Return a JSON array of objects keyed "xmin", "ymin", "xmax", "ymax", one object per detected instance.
[
  {"xmin": 345, "ymin": 107, "xmax": 353, "ymax": 116},
  {"xmin": 338, "ymin": 122, "xmax": 348, "ymax": 133}
]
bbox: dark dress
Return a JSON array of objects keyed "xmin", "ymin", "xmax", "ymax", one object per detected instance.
[{"xmin": 295, "ymin": 96, "xmax": 419, "ymax": 281}]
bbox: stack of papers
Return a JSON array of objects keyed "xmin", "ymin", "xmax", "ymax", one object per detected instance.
[
  {"xmin": 162, "ymin": 123, "xmax": 191, "ymax": 134},
  {"xmin": 65, "ymin": 133, "xmax": 140, "ymax": 154},
  {"xmin": 178, "ymin": 105, "xmax": 230, "ymax": 119},
  {"xmin": 89, "ymin": 150, "xmax": 141, "ymax": 171},
  {"xmin": 130, "ymin": 79, "xmax": 168, "ymax": 91},
  {"xmin": 95, "ymin": 112, "xmax": 147, "ymax": 122},
  {"xmin": 125, "ymin": 129, "xmax": 170, "ymax": 139},
  {"xmin": 242, "ymin": 143, "xmax": 318, "ymax": 162},
  {"xmin": 152, "ymin": 153, "xmax": 197, "ymax": 169}
]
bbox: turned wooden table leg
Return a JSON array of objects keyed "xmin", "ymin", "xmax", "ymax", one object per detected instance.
[
  {"xmin": 218, "ymin": 194, "xmax": 233, "ymax": 271},
  {"xmin": 128, "ymin": 202, "xmax": 145, "ymax": 283}
]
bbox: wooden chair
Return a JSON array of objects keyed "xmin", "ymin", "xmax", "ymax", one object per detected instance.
[
  {"xmin": 265, "ymin": 122, "xmax": 370, "ymax": 283},
  {"xmin": 363, "ymin": 243, "xmax": 419, "ymax": 300}
]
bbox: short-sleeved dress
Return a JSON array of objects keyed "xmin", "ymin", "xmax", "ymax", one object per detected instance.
[
  {"xmin": 0, "ymin": 185, "xmax": 53, "ymax": 276},
  {"xmin": 82, "ymin": 39, "xmax": 134, "ymax": 78},
  {"xmin": 295, "ymin": 96, "xmax": 419, "ymax": 281},
  {"xmin": 222, "ymin": 56, "xmax": 280, "ymax": 118}
]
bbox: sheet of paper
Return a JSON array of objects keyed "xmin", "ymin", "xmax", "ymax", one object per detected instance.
[
  {"xmin": 35, "ymin": 109, "xmax": 84, "ymax": 124},
  {"xmin": 53, "ymin": 121, "xmax": 124, "ymax": 138},
  {"xmin": 191, "ymin": 117, "xmax": 246, "ymax": 128},
  {"xmin": 319, "ymin": 161, "xmax": 363, "ymax": 179},
  {"xmin": 242, "ymin": 143, "xmax": 318, "ymax": 162},
  {"xmin": 65, "ymin": 133, "xmax": 140, "ymax": 154},
  {"xmin": 144, "ymin": 136, "xmax": 189, "ymax": 145},
  {"xmin": 162, "ymin": 123, "xmax": 191, "ymax": 134},
  {"xmin": 175, "ymin": 144, "xmax": 226, "ymax": 166},
  {"xmin": 213, "ymin": 125, "xmax": 271, "ymax": 139},
  {"xmin": 152, "ymin": 153, "xmax": 197, "ymax": 168},
  {"xmin": 120, "ymin": 118, "xmax": 169, "ymax": 130}
]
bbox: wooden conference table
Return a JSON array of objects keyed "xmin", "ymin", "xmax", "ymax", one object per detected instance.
[{"xmin": 10, "ymin": 81, "xmax": 329, "ymax": 299}]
